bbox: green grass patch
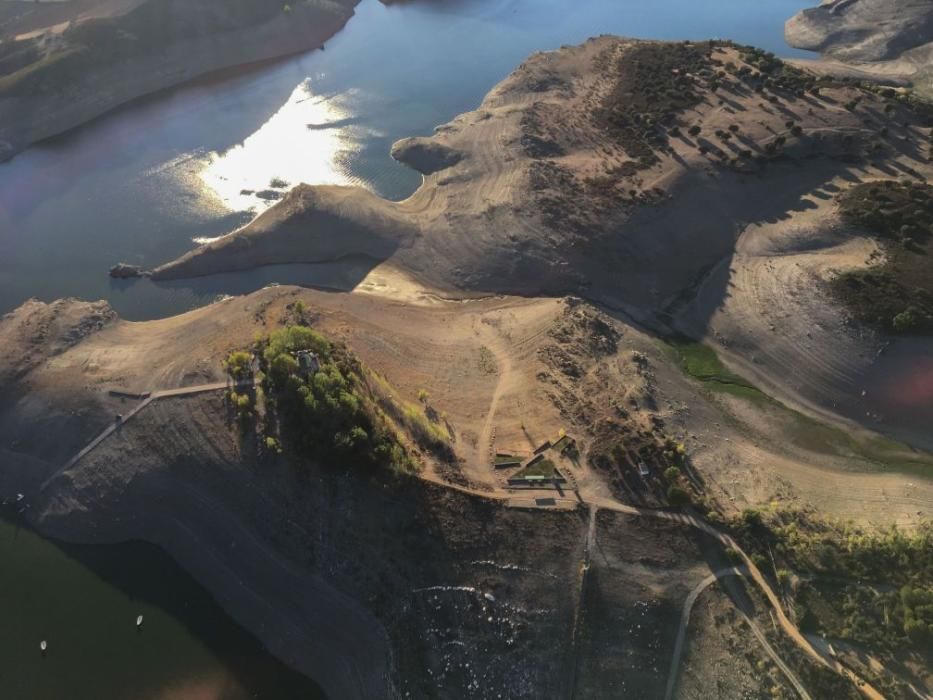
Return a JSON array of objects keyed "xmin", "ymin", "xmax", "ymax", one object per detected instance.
[
  {"xmin": 666, "ymin": 339, "xmax": 769, "ymax": 403},
  {"xmin": 552, "ymin": 435, "xmax": 575, "ymax": 452},
  {"xmin": 512, "ymin": 458, "xmax": 561, "ymax": 480},
  {"xmin": 495, "ymin": 454, "xmax": 522, "ymax": 466},
  {"xmin": 665, "ymin": 338, "xmax": 933, "ymax": 475}
]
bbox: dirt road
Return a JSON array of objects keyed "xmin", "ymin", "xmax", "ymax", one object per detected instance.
[{"xmin": 665, "ymin": 564, "xmax": 812, "ymax": 700}]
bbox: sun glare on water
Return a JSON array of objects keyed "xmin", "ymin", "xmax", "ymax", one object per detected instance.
[{"xmin": 197, "ymin": 80, "xmax": 362, "ymax": 214}]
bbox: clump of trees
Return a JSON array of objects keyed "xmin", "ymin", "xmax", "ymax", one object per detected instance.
[
  {"xmin": 731, "ymin": 506, "xmax": 933, "ymax": 655},
  {"xmin": 833, "ymin": 180, "xmax": 933, "ymax": 334},
  {"xmin": 662, "ymin": 458, "xmax": 693, "ymax": 507},
  {"xmin": 596, "ymin": 42, "xmax": 715, "ymax": 168},
  {"xmin": 241, "ymin": 325, "xmax": 414, "ymax": 472}
]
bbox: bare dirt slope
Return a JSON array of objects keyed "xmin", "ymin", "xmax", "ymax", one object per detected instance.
[
  {"xmin": 3, "ymin": 280, "xmax": 931, "ymax": 694},
  {"xmin": 673, "ymin": 188, "xmax": 933, "ymax": 452},
  {"xmin": 3, "ymin": 281, "xmax": 930, "ymax": 530},
  {"xmin": 574, "ymin": 510, "xmax": 722, "ymax": 698},
  {"xmin": 152, "ymin": 35, "xmax": 933, "ymax": 456},
  {"xmin": 36, "ymin": 389, "xmax": 589, "ymax": 700},
  {"xmin": 675, "ymin": 583, "xmax": 800, "ymax": 699},
  {"xmin": 786, "ymin": 0, "xmax": 933, "ymax": 88}
]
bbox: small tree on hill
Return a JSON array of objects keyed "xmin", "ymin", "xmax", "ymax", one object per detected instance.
[{"xmin": 224, "ymin": 351, "xmax": 253, "ymax": 381}]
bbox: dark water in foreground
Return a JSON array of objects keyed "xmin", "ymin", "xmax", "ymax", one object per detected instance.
[
  {"xmin": 0, "ymin": 0, "xmax": 811, "ymax": 321},
  {"xmin": 0, "ymin": 0, "xmax": 811, "ymax": 696},
  {"xmin": 0, "ymin": 516, "xmax": 323, "ymax": 699}
]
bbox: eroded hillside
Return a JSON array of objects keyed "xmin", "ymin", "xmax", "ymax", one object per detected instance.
[{"xmin": 151, "ymin": 36, "xmax": 933, "ymax": 451}]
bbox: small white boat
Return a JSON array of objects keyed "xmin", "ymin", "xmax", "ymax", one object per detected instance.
[
  {"xmin": 40, "ymin": 640, "xmax": 47, "ymax": 653},
  {"xmin": 136, "ymin": 615, "xmax": 144, "ymax": 628}
]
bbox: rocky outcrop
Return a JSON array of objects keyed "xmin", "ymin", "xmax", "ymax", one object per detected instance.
[
  {"xmin": 390, "ymin": 138, "xmax": 464, "ymax": 175},
  {"xmin": 109, "ymin": 263, "xmax": 145, "ymax": 279}
]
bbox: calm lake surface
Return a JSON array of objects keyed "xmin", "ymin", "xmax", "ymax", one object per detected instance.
[
  {"xmin": 0, "ymin": 515, "xmax": 323, "ymax": 699},
  {"xmin": 0, "ymin": 0, "xmax": 812, "ymax": 321},
  {"xmin": 0, "ymin": 0, "xmax": 811, "ymax": 696}
]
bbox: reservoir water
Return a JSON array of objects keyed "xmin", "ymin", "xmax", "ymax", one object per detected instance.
[
  {"xmin": 0, "ymin": 0, "xmax": 811, "ymax": 696},
  {"xmin": 0, "ymin": 0, "xmax": 811, "ymax": 321},
  {"xmin": 0, "ymin": 515, "xmax": 323, "ymax": 699}
]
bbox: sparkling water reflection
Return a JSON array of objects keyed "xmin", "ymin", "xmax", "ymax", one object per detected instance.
[{"xmin": 0, "ymin": 0, "xmax": 813, "ymax": 322}]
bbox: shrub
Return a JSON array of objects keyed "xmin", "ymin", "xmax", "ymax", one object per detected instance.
[
  {"xmin": 663, "ymin": 466, "xmax": 681, "ymax": 483},
  {"xmin": 688, "ymin": 125, "xmax": 702, "ymax": 137},
  {"xmin": 892, "ymin": 307, "xmax": 920, "ymax": 332},
  {"xmin": 904, "ymin": 619, "xmax": 929, "ymax": 643},
  {"xmin": 223, "ymin": 351, "xmax": 253, "ymax": 381},
  {"xmin": 667, "ymin": 485, "xmax": 691, "ymax": 506}
]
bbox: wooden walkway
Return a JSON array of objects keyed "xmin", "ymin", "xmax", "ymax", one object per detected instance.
[{"xmin": 43, "ymin": 380, "xmax": 253, "ymax": 489}]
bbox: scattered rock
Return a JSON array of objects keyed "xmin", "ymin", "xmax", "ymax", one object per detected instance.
[{"xmin": 109, "ymin": 263, "xmax": 146, "ymax": 279}]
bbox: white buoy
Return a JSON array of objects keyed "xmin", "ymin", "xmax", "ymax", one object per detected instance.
[
  {"xmin": 40, "ymin": 640, "xmax": 47, "ymax": 653},
  {"xmin": 136, "ymin": 615, "xmax": 144, "ymax": 628}
]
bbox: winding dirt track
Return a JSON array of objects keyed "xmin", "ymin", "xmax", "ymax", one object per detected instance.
[
  {"xmin": 587, "ymin": 497, "xmax": 886, "ymax": 700},
  {"xmin": 664, "ymin": 566, "xmax": 812, "ymax": 700}
]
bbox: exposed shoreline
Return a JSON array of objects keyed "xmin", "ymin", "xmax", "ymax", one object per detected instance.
[
  {"xmin": 149, "ymin": 35, "xmax": 933, "ymax": 452},
  {"xmin": 785, "ymin": 0, "xmax": 933, "ymax": 94},
  {"xmin": 2, "ymin": 24, "xmax": 933, "ymax": 699},
  {"xmin": 35, "ymin": 457, "xmax": 394, "ymax": 700},
  {"xmin": 0, "ymin": 0, "xmax": 361, "ymax": 163}
]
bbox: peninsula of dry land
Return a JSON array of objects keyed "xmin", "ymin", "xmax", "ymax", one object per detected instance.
[{"xmin": 2, "ymin": 33, "xmax": 933, "ymax": 700}]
